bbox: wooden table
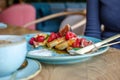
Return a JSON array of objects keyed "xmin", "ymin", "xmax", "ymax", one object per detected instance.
[
  {"xmin": 0, "ymin": 25, "xmax": 39, "ymax": 35},
  {"xmin": 1, "ymin": 25, "xmax": 120, "ymax": 80}
]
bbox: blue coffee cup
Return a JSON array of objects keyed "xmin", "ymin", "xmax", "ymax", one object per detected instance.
[{"xmin": 0, "ymin": 35, "xmax": 27, "ymax": 77}]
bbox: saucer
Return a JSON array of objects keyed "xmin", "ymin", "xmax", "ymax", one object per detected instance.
[{"xmin": 0, "ymin": 59, "xmax": 42, "ymax": 80}]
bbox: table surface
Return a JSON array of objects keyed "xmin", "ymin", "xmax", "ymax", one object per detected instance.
[{"xmin": 0, "ymin": 25, "xmax": 120, "ymax": 80}]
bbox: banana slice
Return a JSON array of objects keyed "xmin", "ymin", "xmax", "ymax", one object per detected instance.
[
  {"xmin": 47, "ymin": 37, "xmax": 65, "ymax": 48},
  {"xmin": 55, "ymin": 38, "xmax": 75, "ymax": 50}
]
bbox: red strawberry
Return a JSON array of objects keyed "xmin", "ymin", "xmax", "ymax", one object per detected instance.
[
  {"xmin": 65, "ymin": 31, "xmax": 77, "ymax": 40},
  {"xmin": 29, "ymin": 37, "xmax": 36, "ymax": 45},
  {"xmin": 88, "ymin": 41, "xmax": 93, "ymax": 45},
  {"xmin": 81, "ymin": 38, "xmax": 92, "ymax": 47},
  {"xmin": 72, "ymin": 38, "xmax": 81, "ymax": 48},
  {"xmin": 56, "ymin": 32, "xmax": 62, "ymax": 38},
  {"xmin": 36, "ymin": 36, "xmax": 45, "ymax": 42},
  {"xmin": 47, "ymin": 32, "xmax": 57, "ymax": 42},
  {"xmin": 79, "ymin": 38, "xmax": 86, "ymax": 42}
]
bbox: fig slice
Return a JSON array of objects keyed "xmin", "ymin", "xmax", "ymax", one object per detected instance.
[{"xmin": 59, "ymin": 24, "xmax": 71, "ymax": 36}]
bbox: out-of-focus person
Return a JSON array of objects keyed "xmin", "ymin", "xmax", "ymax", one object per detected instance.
[
  {"xmin": 0, "ymin": 0, "xmax": 36, "ymax": 30},
  {"xmin": 85, "ymin": 0, "xmax": 120, "ymax": 49},
  {"xmin": 0, "ymin": 0, "xmax": 9, "ymax": 13}
]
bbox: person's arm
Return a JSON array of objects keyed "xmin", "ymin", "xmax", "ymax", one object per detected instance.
[{"xmin": 85, "ymin": 0, "xmax": 101, "ymax": 39}]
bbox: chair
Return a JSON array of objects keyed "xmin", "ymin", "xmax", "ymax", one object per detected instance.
[
  {"xmin": 0, "ymin": 3, "xmax": 36, "ymax": 30},
  {"xmin": 60, "ymin": 9, "xmax": 86, "ymax": 35},
  {"xmin": 23, "ymin": 10, "xmax": 86, "ymax": 35},
  {"xmin": 30, "ymin": 2, "xmax": 86, "ymax": 32}
]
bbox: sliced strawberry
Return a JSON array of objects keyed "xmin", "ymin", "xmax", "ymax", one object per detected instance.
[
  {"xmin": 36, "ymin": 36, "xmax": 45, "ymax": 42},
  {"xmin": 88, "ymin": 40, "xmax": 93, "ymax": 45},
  {"xmin": 47, "ymin": 32, "xmax": 57, "ymax": 42},
  {"xmin": 72, "ymin": 42, "xmax": 80, "ymax": 48},
  {"xmin": 76, "ymin": 38, "xmax": 82, "ymax": 43},
  {"xmin": 65, "ymin": 31, "xmax": 77, "ymax": 40},
  {"xmin": 81, "ymin": 38, "xmax": 92, "ymax": 47},
  {"xmin": 56, "ymin": 32, "xmax": 62, "ymax": 38},
  {"xmin": 72, "ymin": 38, "xmax": 80, "ymax": 48},
  {"xmin": 79, "ymin": 38, "xmax": 86, "ymax": 42},
  {"xmin": 29, "ymin": 37, "xmax": 36, "ymax": 45}
]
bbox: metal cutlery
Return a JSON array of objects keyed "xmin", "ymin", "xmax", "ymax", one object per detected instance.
[
  {"xmin": 68, "ymin": 34, "xmax": 120, "ymax": 55},
  {"xmin": 10, "ymin": 59, "xmax": 28, "ymax": 80}
]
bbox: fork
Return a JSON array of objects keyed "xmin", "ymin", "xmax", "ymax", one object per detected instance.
[{"xmin": 68, "ymin": 34, "xmax": 120, "ymax": 55}]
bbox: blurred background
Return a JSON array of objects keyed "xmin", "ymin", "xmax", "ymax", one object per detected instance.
[
  {"xmin": 25, "ymin": 0, "xmax": 86, "ymax": 2},
  {"xmin": 0, "ymin": 0, "xmax": 87, "ymax": 34}
]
